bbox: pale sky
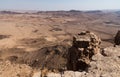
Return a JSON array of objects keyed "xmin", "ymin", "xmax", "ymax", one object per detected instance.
[{"xmin": 0, "ymin": 0, "xmax": 120, "ymax": 11}]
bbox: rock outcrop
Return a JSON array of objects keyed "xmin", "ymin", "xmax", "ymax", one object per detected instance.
[
  {"xmin": 67, "ymin": 31, "xmax": 101, "ymax": 71},
  {"xmin": 114, "ymin": 30, "xmax": 120, "ymax": 45},
  {"xmin": 32, "ymin": 46, "xmax": 120, "ymax": 77}
]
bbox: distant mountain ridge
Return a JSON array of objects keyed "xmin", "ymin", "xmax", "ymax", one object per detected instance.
[
  {"xmin": 115, "ymin": 11, "xmax": 120, "ymax": 14},
  {"xmin": 0, "ymin": 11, "xmax": 22, "ymax": 14},
  {"xmin": 0, "ymin": 10, "xmax": 119, "ymax": 14}
]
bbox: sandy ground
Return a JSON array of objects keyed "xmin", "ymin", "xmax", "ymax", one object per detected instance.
[{"xmin": 0, "ymin": 11, "xmax": 120, "ymax": 77}]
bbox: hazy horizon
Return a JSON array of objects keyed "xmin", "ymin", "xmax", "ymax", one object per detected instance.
[{"xmin": 0, "ymin": 0, "xmax": 120, "ymax": 11}]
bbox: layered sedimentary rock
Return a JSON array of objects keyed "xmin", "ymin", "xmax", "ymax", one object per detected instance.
[{"xmin": 67, "ymin": 31, "xmax": 101, "ymax": 71}]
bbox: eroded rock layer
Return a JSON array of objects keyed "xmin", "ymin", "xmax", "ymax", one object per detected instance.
[{"xmin": 67, "ymin": 31, "xmax": 101, "ymax": 71}]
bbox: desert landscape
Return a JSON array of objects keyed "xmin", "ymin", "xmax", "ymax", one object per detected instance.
[{"xmin": 0, "ymin": 10, "xmax": 120, "ymax": 77}]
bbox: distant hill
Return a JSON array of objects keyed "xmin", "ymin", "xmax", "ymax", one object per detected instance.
[
  {"xmin": 0, "ymin": 11, "xmax": 21, "ymax": 14},
  {"xmin": 0, "ymin": 10, "xmax": 118, "ymax": 15},
  {"xmin": 84, "ymin": 10, "xmax": 103, "ymax": 13},
  {"xmin": 115, "ymin": 11, "xmax": 120, "ymax": 14}
]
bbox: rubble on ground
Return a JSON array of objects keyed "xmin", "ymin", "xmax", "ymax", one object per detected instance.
[
  {"xmin": 0, "ymin": 60, "xmax": 33, "ymax": 77},
  {"xmin": 31, "ymin": 46, "xmax": 120, "ymax": 77},
  {"xmin": 0, "ymin": 31, "xmax": 120, "ymax": 77}
]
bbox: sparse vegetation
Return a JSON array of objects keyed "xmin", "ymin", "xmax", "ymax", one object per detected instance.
[{"xmin": 0, "ymin": 11, "xmax": 120, "ymax": 77}]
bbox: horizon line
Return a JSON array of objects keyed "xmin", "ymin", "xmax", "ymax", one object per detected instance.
[{"xmin": 0, "ymin": 9, "xmax": 120, "ymax": 12}]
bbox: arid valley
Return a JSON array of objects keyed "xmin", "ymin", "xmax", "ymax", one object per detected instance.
[{"xmin": 0, "ymin": 11, "xmax": 120, "ymax": 77}]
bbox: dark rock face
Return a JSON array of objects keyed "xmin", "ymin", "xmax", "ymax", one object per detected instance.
[
  {"xmin": 17, "ymin": 44, "xmax": 69, "ymax": 70},
  {"xmin": 114, "ymin": 30, "xmax": 120, "ymax": 45},
  {"xmin": 67, "ymin": 31, "xmax": 101, "ymax": 71},
  {"xmin": 0, "ymin": 35, "xmax": 10, "ymax": 39}
]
